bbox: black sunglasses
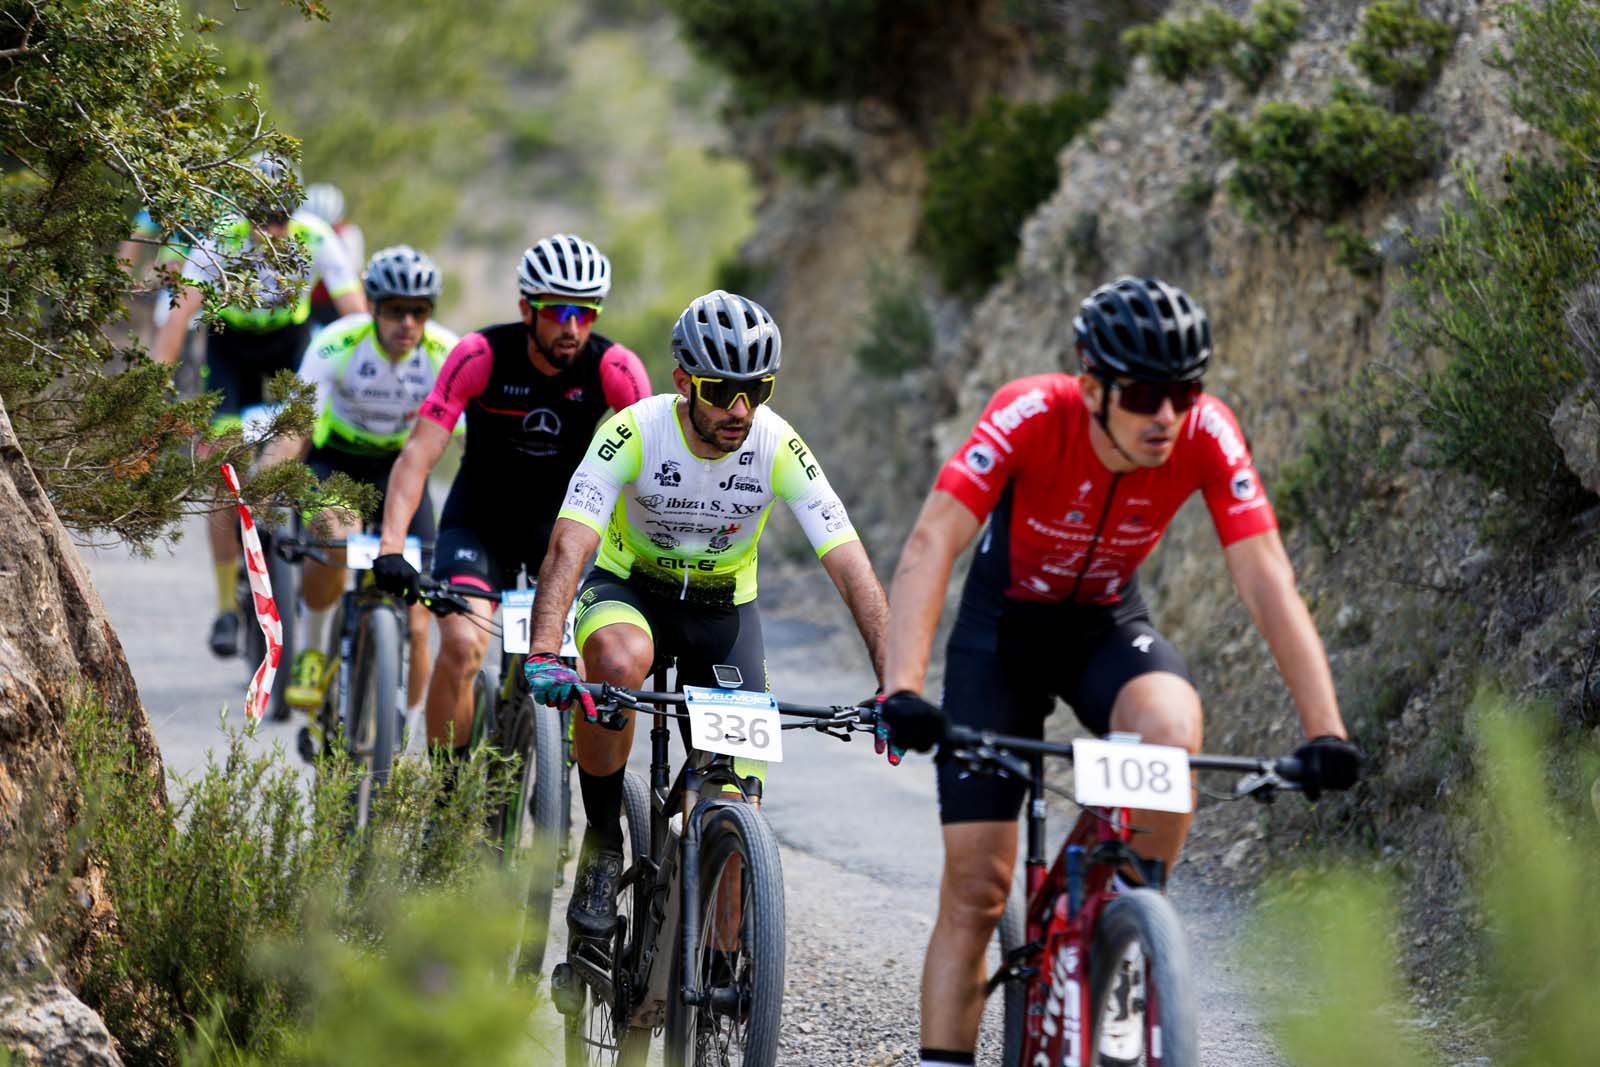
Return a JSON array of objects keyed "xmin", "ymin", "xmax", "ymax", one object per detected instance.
[{"xmin": 1110, "ymin": 379, "xmax": 1203, "ymax": 416}]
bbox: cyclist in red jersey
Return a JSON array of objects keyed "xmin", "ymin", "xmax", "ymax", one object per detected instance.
[
  {"xmin": 371, "ymin": 234, "xmax": 650, "ymax": 760},
  {"xmin": 875, "ymin": 277, "xmax": 1363, "ymax": 1067}
]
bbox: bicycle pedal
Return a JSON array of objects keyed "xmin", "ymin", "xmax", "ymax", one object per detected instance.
[{"xmin": 549, "ymin": 962, "xmax": 585, "ymax": 1017}]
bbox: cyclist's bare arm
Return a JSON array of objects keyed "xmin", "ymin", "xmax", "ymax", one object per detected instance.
[
  {"xmin": 883, "ymin": 488, "xmax": 983, "ymax": 694},
  {"xmin": 819, "ymin": 540, "xmax": 890, "ymax": 685},
  {"xmin": 1224, "ymin": 528, "xmax": 1348, "ymax": 740},
  {"xmin": 257, "ymin": 432, "xmax": 310, "ymax": 469},
  {"xmin": 379, "ymin": 418, "xmax": 450, "ymax": 554},
  {"xmin": 530, "ymin": 517, "xmax": 600, "ymax": 652},
  {"xmin": 149, "ymin": 286, "xmax": 204, "ymax": 365}
]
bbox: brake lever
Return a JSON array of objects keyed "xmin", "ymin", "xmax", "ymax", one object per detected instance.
[{"xmin": 1235, "ymin": 769, "xmax": 1299, "ymax": 804}]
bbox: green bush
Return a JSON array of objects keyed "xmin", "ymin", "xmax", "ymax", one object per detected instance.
[
  {"xmin": 922, "ymin": 91, "xmax": 1108, "ymax": 296},
  {"xmin": 1213, "ymin": 84, "xmax": 1441, "ymax": 224},
  {"xmin": 1276, "ymin": 366, "xmax": 1409, "ymax": 553},
  {"xmin": 665, "ymin": 0, "xmax": 878, "ymax": 105},
  {"xmin": 1123, "ymin": 1, "xmax": 1302, "ymax": 90},
  {"xmin": 60, "ymin": 701, "xmax": 521, "ymax": 1064},
  {"xmin": 1324, "ymin": 222, "xmax": 1384, "ymax": 279},
  {"xmin": 1494, "ymin": 0, "xmax": 1600, "ymax": 164},
  {"xmin": 853, "ymin": 265, "xmax": 934, "ymax": 377},
  {"xmin": 1251, "ymin": 688, "xmax": 1600, "ymax": 1066},
  {"xmin": 775, "ymin": 141, "xmax": 859, "ymax": 188},
  {"xmin": 1399, "ymin": 159, "xmax": 1600, "ymax": 525},
  {"xmin": 1349, "ymin": 1, "xmax": 1455, "ymax": 107}
]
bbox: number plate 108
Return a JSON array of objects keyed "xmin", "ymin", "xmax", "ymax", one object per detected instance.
[
  {"xmin": 1070, "ymin": 738, "xmax": 1192, "ymax": 813},
  {"xmin": 683, "ymin": 685, "xmax": 783, "ymax": 763}
]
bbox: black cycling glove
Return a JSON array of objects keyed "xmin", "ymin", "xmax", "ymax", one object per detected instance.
[
  {"xmin": 1294, "ymin": 735, "xmax": 1363, "ymax": 801},
  {"xmin": 879, "ymin": 690, "xmax": 948, "ymax": 756},
  {"xmin": 371, "ymin": 552, "xmax": 420, "ymax": 602}
]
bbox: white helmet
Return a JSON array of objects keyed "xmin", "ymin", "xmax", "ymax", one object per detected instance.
[
  {"xmin": 516, "ymin": 233, "xmax": 611, "ymax": 300},
  {"xmin": 302, "ymin": 183, "xmax": 346, "ymax": 225},
  {"xmin": 364, "ymin": 245, "xmax": 441, "ymax": 304}
]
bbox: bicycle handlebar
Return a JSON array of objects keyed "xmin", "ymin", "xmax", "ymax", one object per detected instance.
[
  {"xmin": 414, "ymin": 574, "xmax": 501, "ymax": 617},
  {"xmin": 938, "ymin": 722, "xmax": 1307, "ymax": 801},
  {"xmin": 580, "ymin": 681, "xmax": 874, "ymax": 740}
]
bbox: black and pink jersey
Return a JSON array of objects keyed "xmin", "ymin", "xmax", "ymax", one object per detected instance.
[
  {"xmin": 936, "ymin": 374, "xmax": 1275, "ymax": 606},
  {"xmin": 419, "ymin": 323, "xmax": 650, "ymax": 533}
]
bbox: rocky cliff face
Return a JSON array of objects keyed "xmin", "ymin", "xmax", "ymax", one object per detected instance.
[{"xmin": 734, "ymin": 0, "xmax": 1580, "ymax": 1017}]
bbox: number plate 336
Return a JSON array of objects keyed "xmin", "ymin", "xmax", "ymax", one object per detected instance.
[
  {"xmin": 683, "ymin": 685, "xmax": 783, "ymax": 763},
  {"xmin": 1070, "ymin": 738, "xmax": 1191, "ymax": 813}
]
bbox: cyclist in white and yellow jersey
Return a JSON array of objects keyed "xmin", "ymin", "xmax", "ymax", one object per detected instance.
[
  {"xmin": 259, "ymin": 245, "xmax": 459, "ymax": 720},
  {"xmin": 522, "ymin": 289, "xmax": 890, "ymax": 943},
  {"xmin": 150, "ymin": 154, "xmax": 368, "ymax": 657}
]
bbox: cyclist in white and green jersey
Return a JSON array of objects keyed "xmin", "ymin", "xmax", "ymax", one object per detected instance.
[
  {"xmin": 523, "ymin": 289, "xmax": 890, "ymax": 943},
  {"xmin": 259, "ymin": 245, "xmax": 458, "ymax": 717},
  {"xmin": 150, "ymin": 153, "xmax": 368, "ymax": 657}
]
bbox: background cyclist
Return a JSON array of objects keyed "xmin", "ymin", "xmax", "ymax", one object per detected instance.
[
  {"xmin": 150, "ymin": 153, "xmax": 367, "ymax": 659},
  {"xmin": 300, "ymin": 182, "xmax": 366, "ymax": 328},
  {"xmin": 874, "ymin": 277, "xmax": 1363, "ymax": 1067},
  {"xmin": 370, "ymin": 234, "xmax": 650, "ymax": 763},
  {"xmin": 521, "ymin": 289, "xmax": 890, "ymax": 945},
  {"xmin": 258, "ymin": 245, "xmax": 459, "ymax": 724}
]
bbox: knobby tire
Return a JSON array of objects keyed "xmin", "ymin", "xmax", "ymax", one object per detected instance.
[
  {"xmin": 997, "ymin": 882, "xmax": 1026, "ymax": 1065},
  {"xmin": 499, "ymin": 693, "xmax": 565, "ymax": 980},
  {"xmin": 345, "ymin": 606, "xmax": 401, "ymax": 830},
  {"xmin": 1088, "ymin": 889, "xmax": 1197, "ymax": 1067},
  {"xmin": 663, "ymin": 802, "xmax": 785, "ymax": 1067}
]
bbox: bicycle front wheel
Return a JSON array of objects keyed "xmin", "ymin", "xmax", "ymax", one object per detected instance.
[
  {"xmin": 997, "ymin": 881, "xmax": 1026, "ymax": 1066},
  {"xmin": 664, "ymin": 802, "xmax": 785, "ymax": 1067},
  {"xmin": 499, "ymin": 693, "xmax": 566, "ymax": 979},
  {"xmin": 345, "ymin": 606, "xmax": 402, "ymax": 829},
  {"xmin": 1088, "ymin": 889, "xmax": 1197, "ymax": 1067}
]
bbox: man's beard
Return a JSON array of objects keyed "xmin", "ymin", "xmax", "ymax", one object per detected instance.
[
  {"xmin": 528, "ymin": 324, "xmax": 575, "ymax": 370},
  {"xmin": 688, "ymin": 395, "xmax": 751, "ymax": 454}
]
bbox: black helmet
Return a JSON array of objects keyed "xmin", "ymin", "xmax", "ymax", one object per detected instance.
[
  {"xmin": 670, "ymin": 290, "xmax": 781, "ymax": 379},
  {"xmin": 1073, "ymin": 276, "xmax": 1211, "ymax": 382}
]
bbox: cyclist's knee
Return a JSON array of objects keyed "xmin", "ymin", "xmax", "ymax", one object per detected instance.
[
  {"xmin": 1111, "ymin": 673, "xmax": 1202, "ymax": 751},
  {"xmin": 581, "ymin": 629, "xmax": 652, "ymax": 687},
  {"xmin": 436, "ymin": 621, "xmax": 487, "ymax": 673},
  {"xmin": 940, "ymin": 865, "xmax": 1010, "ymax": 932}
]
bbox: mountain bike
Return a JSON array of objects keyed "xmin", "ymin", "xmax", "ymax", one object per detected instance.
[
  {"xmin": 278, "ymin": 530, "xmax": 424, "ymax": 829},
  {"xmin": 549, "ymin": 673, "xmax": 870, "ymax": 1067},
  {"xmin": 412, "ymin": 574, "xmax": 576, "ymax": 981},
  {"xmin": 932, "ymin": 723, "xmax": 1321, "ymax": 1067}
]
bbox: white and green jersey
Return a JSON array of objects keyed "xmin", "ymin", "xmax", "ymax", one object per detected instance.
[
  {"xmin": 557, "ymin": 393, "xmax": 859, "ymax": 605},
  {"xmin": 181, "ymin": 209, "xmax": 359, "ymax": 331},
  {"xmin": 298, "ymin": 314, "xmax": 460, "ymax": 454}
]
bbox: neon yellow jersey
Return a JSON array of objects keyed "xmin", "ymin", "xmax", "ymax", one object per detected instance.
[
  {"xmin": 181, "ymin": 210, "xmax": 360, "ymax": 332},
  {"xmin": 299, "ymin": 314, "xmax": 461, "ymax": 455},
  {"xmin": 557, "ymin": 393, "xmax": 859, "ymax": 606}
]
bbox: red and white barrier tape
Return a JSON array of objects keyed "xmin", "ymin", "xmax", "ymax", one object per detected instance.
[{"xmin": 220, "ymin": 463, "xmax": 281, "ymax": 722}]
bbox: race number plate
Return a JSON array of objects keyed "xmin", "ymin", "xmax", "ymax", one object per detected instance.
[
  {"xmin": 500, "ymin": 585, "xmax": 579, "ymax": 657},
  {"xmin": 683, "ymin": 685, "xmax": 783, "ymax": 763},
  {"xmin": 1071, "ymin": 738, "xmax": 1192, "ymax": 814},
  {"xmin": 345, "ymin": 533, "xmax": 421, "ymax": 572},
  {"xmin": 501, "ymin": 589, "xmax": 535, "ymax": 654}
]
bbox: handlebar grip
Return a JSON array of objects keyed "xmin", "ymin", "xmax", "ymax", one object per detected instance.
[{"xmin": 1273, "ymin": 755, "xmax": 1305, "ymax": 782}]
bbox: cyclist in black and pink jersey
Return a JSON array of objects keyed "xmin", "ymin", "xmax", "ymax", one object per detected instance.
[
  {"xmin": 371, "ymin": 234, "xmax": 650, "ymax": 758},
  {"xmin": 875, "ymin": 277, "xmax": 1363, "ymax": 1067}
]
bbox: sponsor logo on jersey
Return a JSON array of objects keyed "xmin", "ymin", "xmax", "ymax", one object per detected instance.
[
  {"xmin": 965, "ymin": 442, "xmax": 998, "ymax": 475},
  {"xmin": 1063, "ymin": 509, "xmax": 1086, "ymax": 525},
  {"xmin": 597, "ymin": 423, "xmax": 633, "ymax": 461},
  {"xmin": 991, "ymin": 387, "xmax": 1049, "ymax": 434},
  {"xmin": 567, "ymin": 475, "xmax": 606, "ymax": 516},
  {"xmin": 729, "ymin": 501, "xmax": 764, "ymax": 516},
  {"xmin": 786, "ymin": 438, "xmax": 819, "ymax": 480},
  {"xmin": 648, "ymin": 531, "xmax": 678, "ymax": 550},
  {"xmin": 637, "ymin": 493, "xmax": 664, "ymax": 512},
  {"xmin": 708, "ymin": 523, "xmax": 742, "ymax": 552},
  {"xmin": 522, "ymin": 408, "xmax": 561, "ymax": 436},
  {"xmin": 501, "ymin": 384, "xmax": 533, "ymax": 397},
  {"xmin": 1022, "ymin": 575, "xmax": 1052, "ymax": 595},
  {"xmin": 649, "ymin": 519, "xmax": 716, "ymax": 534},
  {"xmin": 1195, "ymin": 402, "xmax": 1247, "ymax": 465},
  {"xmin": 656, "ymin": 556, "xmax": 715, "ymax": 572},
  {"xmin": 608, "ymin": 526, "xmax": 624, "ymax": 551},
  {"xmin": 654, "ymin": 461, "xmax": 682, "ymax": 487},
  {"xmin": 1076, "ymin": 479, "xmax": 1094, "ymax": 501},
  {"xmin": 1132, "ymin": 633, "xmax": 1154, "ymax": 653},
  {"xmin": 1230, "ymin": 467, "xmax": 1258, "ymax": 500},
  {"xmin": 717, "ymin": 473, "xmax": 764, "ymax": 493},
  {"xmin": 738, "ymin": 450, "xmax": 756, "ymax": 467},
  {"xmin": 565, "ymin": 386, "xmax": 585, "ymax": 402},
  {"xmin": 454, "ymin": 547, "xmax": 478, "ymax": 561},
  {"xmin": 357, "ymin": 360, "xmax": 379, "ymax": 378}
]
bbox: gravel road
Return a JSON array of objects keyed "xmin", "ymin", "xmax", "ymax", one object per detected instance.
[{"xmin": 85, "ymin": 517, "xmax": 1284, "ymax": 1066}]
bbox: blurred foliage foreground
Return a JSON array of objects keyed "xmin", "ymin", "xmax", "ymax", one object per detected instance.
[
  {"xmin": 1253, "ymin": 687, "xmax": 1600, "ymax": 1066},
  {"xmin": 1, "ymin": 699, "xmax": 556, "ymax": 1066}
]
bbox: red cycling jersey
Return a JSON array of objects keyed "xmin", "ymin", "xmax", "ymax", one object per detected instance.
[{"xmin": 935, "ymin": 373, "xmax": 1276, "ymax": 606}]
